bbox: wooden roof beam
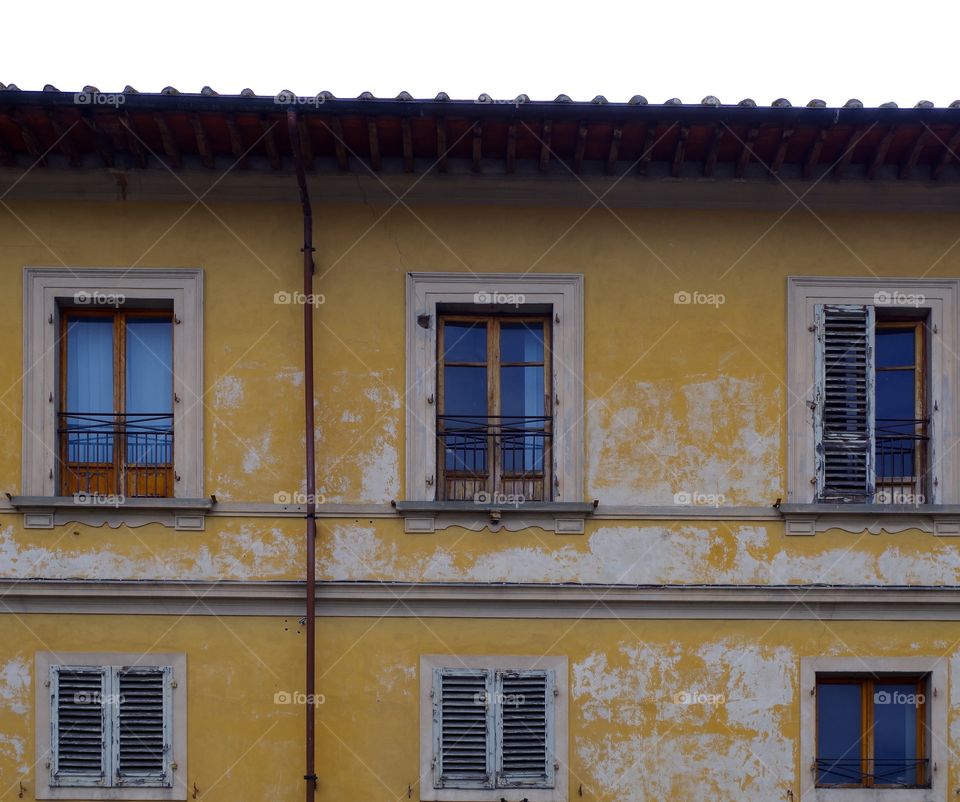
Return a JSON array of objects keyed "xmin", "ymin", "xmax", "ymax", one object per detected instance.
[
  {"xmin": 298, "ymin": 119, "xmax": 314, "ymax": 170},
  {"xmin": 670, "ymin": 125, "xmax": 689, "ymax": 178},
  {"xmin": 0, "ymin": 132, "xmax": 12, "ymax": 167},
  {"xmin": 190, "ymin": 113, "xmax": 214, "ymax": 169},
  {"xmin": 12, "ymin": 112, "xmax": 44, "ymax": 164},
  {"xmin": 506, "ymin": 123, "xmax": 517, "ymax": 174},
  {"xmin": 401, "ymin": 118, "xmax": 414, "ymax": 172},
  {"xmin": 573, "ymin": 122, "xmax": 588, "ymax": 174},
  {"xmin": 153, "ymin": 112, "xmax": 181, "ymax": 168},
  {"xmin": 899, "ymin": 128, "xmax": 932, "ymax": 179},
  {"xmin": 803, "ymin": 127, "xmax": 828, "ymax": 179},
  {"xmin": 769, "ymin": 127, "xmax": 794, "ymax": 176},
  {"xmin": 471, "ymin": 122, "xmax": 482, "ymax": 173},
  {"xmin": 703, "ymin": 124, "xmax": 723, "ymax": 177},
  {"xmin": 833, "ymin": 126, "xmax": 867, "ymax": 178},
  {"xmin": 224, "ymin": 115, "xmax": 247, "ymax": 168},
  {"xmin": 435, "ymin": 117, "xmax": 448, "ymax": 173},
  {"xmin": 866, "ymin": 126, "xmax": 897, "ymax": 179},
  {"xmin": 605, "ymin": 124, "xmax": 622, "ymax": 175},
  {"xmin": 734, "ymin": 127, "xmax": 759, "ymax": 178},
  {"xmin": 260, "ymin": 117, "xmax": 281, "ymax": 170},
  {"xmin": 48, "ymin": 110, "xmax": 80, "ymax": 167},
  {"xmin": 366, "ymin": 118, "xmax": 381, "ymax": 171},
  {"xmin": 932, "ymin": 125, "xmax": 960, "ymax": 179},
  {"xmin": 637, "ymin": 122, "xmax": 658, "ymax": 175},
  {"xmin": 330, "ymin": 117, "xmax": 349, "ymax": 171},
  {"xmin": 82, "ymin": 114, "xmax": 114, "ymax": 168},
  {"xmin": 539, "ymin": 120, "xmax": 552, "ymax": 172},
  {"xmin": 118, "ymin": 112, "xmax": 147, "ymax": 168}
]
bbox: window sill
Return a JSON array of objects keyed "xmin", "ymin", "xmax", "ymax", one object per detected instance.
[
  {"xmin": 394, "ymin": 501, "xmax": 595, "ymax": 534},
  {"xmin": 422, "ymin": 788, "xmax": 562, "ymax": 802},
  {"xmin": 779, "ymin": 503, "xmax": 960, "ymax": 536},
  {"xmin": 805, "ymin": 787, "xmax": 936, "ymax": 802},
  {"xmin": 10, "ymin": 496, "xmax": 212, "ymax": 531}
]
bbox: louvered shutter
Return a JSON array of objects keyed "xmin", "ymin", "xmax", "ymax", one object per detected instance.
[
  {"xmin": 496, "ymin": 670, "xmax": 555, "ymax": 788},
  {"xmin": 51, "ymin": 666, "xmax": 108, "ymax": 786},
  {"xmin": 115, "ymin": 666, "xmax": 172, "ymax": 786},
  {"xmin": 814, "ymin": 304, "xmax": 876, "ymax": 502},
  {"xmin": 433, "ymin": 668, "xmax": 494, "ymax": 788}
]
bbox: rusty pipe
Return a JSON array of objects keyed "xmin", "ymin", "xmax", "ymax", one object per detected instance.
[{"xmin": 287, "ymin": 108, "xmax": 317, "ymax": 801}]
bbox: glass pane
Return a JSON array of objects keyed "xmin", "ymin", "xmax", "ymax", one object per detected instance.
[
  {"xmin": 126, "ymin": 317, "xmax": 173, "ymax": 465},
  {"xmin": 65, "ymin": 317, "xmax": 114, "ymax": 463},
  {"xmin": 442, "ymin": 366, "xmax": 487, "ymax": 474},
  {"xmin": 443, "ymin": 322, "xmax": 486, "ymax": 363},
  {"xmin": 873, "ymin": 683, "xmax": 920, "ymax": 787},
  {"xmin": 876, "ymin": 329, "xmax": 915, "ymax": 368},
  {"xmin": 501, "ymin": 366, "xmax": 546, "ymax": 474},
  {"xmin": 817, "ymin": 683, "xmax": 863, "ymax": 786},
  {"xmin": 876, "ymin": 371, "xmax": 916, "ymax": 479},
  {"xmin": 500, "ymin": 322, "xmax": 545, "ymax": 363}
]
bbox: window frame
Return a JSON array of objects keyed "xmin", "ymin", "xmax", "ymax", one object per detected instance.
[
  {"xmin": 786, "ymin": 277, "xmax": 960, "ymax": 506},
  {"xmin": 405, "ymin": 273, "xmax": 583, "ymax": 505},
  {"xmin": 800, "ymin": 656, "xmax": 946, "ymax": 802},
  {"xmin": 35, "ymin": 651, "xmax": 187, "ymax": 801},
  {"xmin": 419, "ymin": 654, "xmax": 568, "ymax": 802},
  {"xmin": 22, "ymin": 268, "xmax": 203, "ymax": 502}
]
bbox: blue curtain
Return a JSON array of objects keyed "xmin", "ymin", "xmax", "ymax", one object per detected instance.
[
  {"xmin": 66, "ymin": 318, "xmax": 114, "ymax": 462},
  {"xmin": 126, "ymin": 318, "xmax": 173, "ymax": 465}
]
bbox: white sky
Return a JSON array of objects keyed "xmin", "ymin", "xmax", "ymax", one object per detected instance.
[{"xmin": 4, "ymin": 0, "xmax": 959, "ymax": 108}]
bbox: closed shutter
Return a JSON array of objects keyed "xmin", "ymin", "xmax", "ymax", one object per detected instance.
[
  {"xmin": 115, "ymin": 666, "xmax": 171, "ymax": 785},
  {"xmin": 814, "ymin": 304, "xmax": 876, "ymax": 502},
  {"xmin": 496, "ymin": 670, "xmax": 555, "ymax": 788},
  {"xmin": 51, "ymin": 666, "xmax": 108, "ymax": 786},
  {"xmin": 434, "ymin": 668, "xmax": 493, "ymax": 788}
]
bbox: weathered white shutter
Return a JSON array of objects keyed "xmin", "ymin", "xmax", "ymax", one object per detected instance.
[
  {"xmin": 814, "ymin": 304, "xmax": 876, "ymax": 502},
  {"xmin": 114, "ymin": 666, "xmax": 172, "ymax": 786},
  {"xmin": 433, "ymin": 668, "xmax": 494, "ymax": 788},
  {"xmin": 51, "ymin": 666, "xmax": 108, "ymax": 786},
  {"xmin": 496, "ymin": 670, "xmax": 555, "ymax": 788}
]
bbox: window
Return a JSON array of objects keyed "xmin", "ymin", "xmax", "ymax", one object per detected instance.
[
  {"xmin": 60, "ymin": 308, "xmax": 174, "ymax": 498},
  {"xmin": 405, "ymin": 273, "xmax": 583, "ymax": 506},
  {"xmin": 816, "ymin": 675, "xmax": 928, "ymax": 789},
  {"xmin": 786, "ymin": 277, "xmax": 960, "ymax": 509},
  {"xmin": 438, "ymin": 315, "xmax": 551, "ymax": 501},
  {"xmin": 21, "ymin": 269, "xmax": 204, "ymax": 527},
  {"xmin": 36, "ymin": 652, "xmax": 187, "ymax": 801},
  {"xmin": 815, "ymin": 305, "xmax": 930, "ymax": 503},
  {"xmin": 420, "ymin": 655, "xmax": 568, "ymax": 802}
]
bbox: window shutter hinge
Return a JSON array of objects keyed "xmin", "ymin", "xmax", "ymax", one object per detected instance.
[
  {"xmin": 555, "ymin": 313, "xmax": 560, "ymax": 324},
  {"xmin": 171, "ymin": 762, "xmax": 178, "ymax": 770},
  {"xmin": 554, "ymin": 761, "xmax": 560, "ymax": 770},
  {"xmin": 427, "ymin": 394, "xmax": 434, "ymax": 405},
  {"xmin": 174, "ymin": 316, "xmax": 182, "ymax": 325},
  {"xmin": 49, "ymin": 313, "xmax": 53, "ymax": 324},
  {"xmin": 49, "ymin": 469, "xmax": 53, "ymax": 480},
  {"xmin": 431, "ymin": 757, "xmax": 436, "ymax": 767},
  {"xmin": 426, "ymin": 475, "xmax": 434, "ymax": 487},
  {"xmin": 175, "ymin": 472, "xmax": 181, "ymax": 482},
  {"xmin": 808, "ymin": 325, "xmax": 815, "ymax": 332},
  {"xmin": 553, "ymin": 686, "xmax": 559, "ymax": 696},
  {"xmin": 171, "ymin": 680, "xmax": 178, "ymax": 688},
  {"xmin": 48, "ymin": 392, "xmax": 53, "ymax": 403},
  {"xmin": 44, "ymin": 679, "xmax": 50, "ymax": 687},
  {"xmin": 429, "ymin": 688, "xmax": 434, "ymax": 698},
  {"xmin": 174, "ymin": 393, "xmax": 181, "ymax": 403}
]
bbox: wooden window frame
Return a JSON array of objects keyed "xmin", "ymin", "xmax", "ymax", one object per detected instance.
[
  {"xmin": 815, "ymin": 674, "xmax": 928, "ymax": 790},
  {"xmin": 436, "ymin": 314, "xmax": 552, "ymax": 502},
  {"xmin": 59, "ymin": 308, "xmax": 175, "ymax": 499}
]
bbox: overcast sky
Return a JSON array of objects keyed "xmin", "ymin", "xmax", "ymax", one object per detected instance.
[{"xmin": 4, "ymin": 0, "xmax": 959, "ymax": 108}]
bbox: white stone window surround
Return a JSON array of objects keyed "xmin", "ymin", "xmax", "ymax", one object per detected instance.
[
  {"xmin": 419, "ymin": 654, "xmax": 568, "ymax": 802},
  {"xmin": 404, "ymin": 272, "xmax": 584, "ymax": 505},
  {"xmin": 784, "ymin": 277, "xmax": 960, "ymax": 534},
  {"xmin": 35, "ymin": 651, "xmax": 188, "ymax": 801},
  {"xmin": 799, "ymin": 656, "xmax": 946, "ymax": 802},
  {"xmin": 20, "ymin": 268, "xmax": 205, "ymax": 528}
]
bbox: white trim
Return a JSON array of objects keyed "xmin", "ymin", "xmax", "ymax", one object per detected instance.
[
  {"xmin": 23, "ymin": 268, "xmax": 204, "ymax": 500},
  {"xmin": 36, "ymin": 651, "xmax": 187, "ymax": 801},
  {"xmin": 799, "ymin": 656, "xmax": 946, "ymax": 802},
  {"xmin": 405, "ymin": 273, "xmax": 584, "ymax": 504},
  {"xmin": 419, "ymin": 655, "xmax": 567, "ymax": 802},
  {"xmin": 787, "ymin": 276, "xmax": 960, "ymax": 505}
]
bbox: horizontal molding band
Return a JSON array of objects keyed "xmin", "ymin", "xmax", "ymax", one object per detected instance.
[{"xmin": 2, "ymin": 580, "xmax": 960, "ymax": 620}]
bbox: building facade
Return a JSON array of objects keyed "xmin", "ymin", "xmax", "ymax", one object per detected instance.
[{"xmin": 1, "ymin": 87, "xmax": 960, "ymax": 801}]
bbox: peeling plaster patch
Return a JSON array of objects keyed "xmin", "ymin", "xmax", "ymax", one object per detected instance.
[
  {"xmin": 242, "ymin": 430, "xmax": 273, "ymax": 475},
  {"xmin": 0, "ymin": 734, "xmax": 25, "ymax": 774},
  {"xmin": 213, "ymin": 375, "xmax": 244, "ymax": 409},
  {"xmin": 276, "ymin": 367, "xmax": 304, "ymax": 388},
  {"xmin": 0, "ymin": 656, "xmax": 29, "ymax": 714},
  {"xmin": 377, "ymin": 662, "xmax": 417, "ymax": 697},
  {"xmin": 573, "ymin": 640, "xmax": 795, "ymax": 802},
  {"xmin": 949, "ymin": 652, "xmax": 960, "ymax": 749},
  {"xmin": 587, "ymin": 377, "xmax": 781, "ymax": 506}
]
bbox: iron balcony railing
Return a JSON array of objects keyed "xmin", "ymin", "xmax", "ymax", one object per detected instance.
[
  {"xmin": 875, "ymin": 417, "xmax": 930, "ymax": 503},
  {"xmin": 437, "ymin": 414, "xmax": 551, "ymax": 502},
  {"xmin": 817, "ymin": 757, "xmax": 929, "ymax": 788},
  {"xmin": 58, "ymin": 412, "xmax": 174, "ymax": 498}
]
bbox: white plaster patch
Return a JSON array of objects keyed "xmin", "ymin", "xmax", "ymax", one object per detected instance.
[
  {"xmin": 276, "ymin": 367, "xmax": 304, "ymax": 388},
  {"xmin": 0, "ymin": 656, "xmax": 30, "ymax": 714},
  {"xmin": 213, "ymin": 375, "xmax": 244, "ymax": 409}
]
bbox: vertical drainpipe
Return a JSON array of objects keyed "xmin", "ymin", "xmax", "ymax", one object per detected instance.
[{"xmin": 287, "ymin": 108, "xmax": 318, "ymax": 800}]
